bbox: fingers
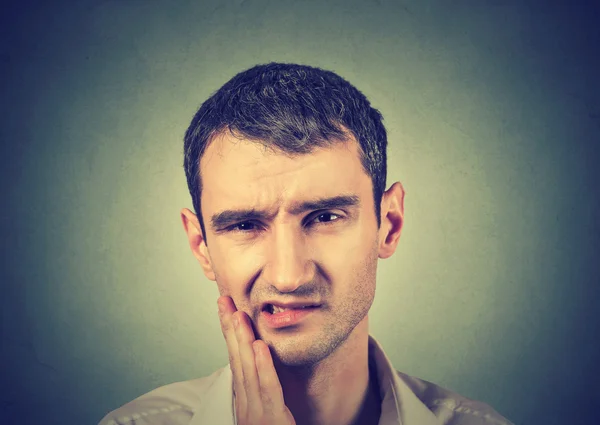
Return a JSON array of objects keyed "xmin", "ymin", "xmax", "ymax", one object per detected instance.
[
  {"xmin": 218, "ymin": 296, "xmax": 294, "ymax": 424},
  {"xmin": 252, "ymin": 340, "xmax": 286, "ymax": 414},
  {"xmin": 234, "ymin": 310, "xmax": 263, "ymax": 417},
  {"xmin": 217, "ymin": 296, "xmax": 247, "ymax": 414}
]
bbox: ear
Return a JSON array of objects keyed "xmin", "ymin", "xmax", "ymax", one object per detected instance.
[
  {"xmin": 378, "ymin": 182, "xmax": 405, "ymax": 259},
  {"xmin": 180, "ymin": 208, "xmax": 216, "ymax": 281}
]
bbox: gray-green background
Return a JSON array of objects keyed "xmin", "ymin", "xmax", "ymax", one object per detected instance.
[{"xmin": 2, "ymin": 1, "xmax": 598, "ymax": 424}]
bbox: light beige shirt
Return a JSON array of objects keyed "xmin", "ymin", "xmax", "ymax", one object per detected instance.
[{"xmin": 98, "ymin": 335, "xmax": 513, "ymax": 425}]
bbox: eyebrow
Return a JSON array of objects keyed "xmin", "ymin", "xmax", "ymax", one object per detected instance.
[{"xmin": 210, "ymin": 194, "xmax": 360, "ymax": 230}]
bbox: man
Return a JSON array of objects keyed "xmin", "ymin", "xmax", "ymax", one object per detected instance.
[{"xmin": 99, "ymin": 63, "xmax": 513, "ymax": 425}]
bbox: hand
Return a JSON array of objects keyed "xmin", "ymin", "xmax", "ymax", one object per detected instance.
[{"xmin": 217, "ymin": 296, "xmax": 296, "ymax": 425}]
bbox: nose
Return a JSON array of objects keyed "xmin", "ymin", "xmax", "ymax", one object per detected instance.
[{"xmin": 262, "ymin": 223, "xmax": 314, "ymax": 292}]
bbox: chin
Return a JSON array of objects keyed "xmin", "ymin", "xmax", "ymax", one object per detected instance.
[
  {"xmin": 265, "ymin": 327, "xmax": 351, "ymax": 368},
  {"xmin": 270, "ymin": 345, "xmax": 327, "ymax": 368}
]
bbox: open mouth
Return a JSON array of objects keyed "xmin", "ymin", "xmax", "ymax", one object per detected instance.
[
  {"xmin": 263, "ymin": 304, "xmax": 321, "ymax": 314},
  {"xmin": 260, "ymin": 303, "xmax": 322, "ymax": 329}
]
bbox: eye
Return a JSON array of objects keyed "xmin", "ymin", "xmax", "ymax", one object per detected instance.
[
  {"xmin": 226, "ymin": 222, "xmax": 261, "ymax": 233},
  {"xmin": 311, "ymin": 212, "xmax": 341, "ymax": 225}
]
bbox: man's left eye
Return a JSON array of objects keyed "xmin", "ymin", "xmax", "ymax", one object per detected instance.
[{"xmin": 312, "ymin": 212, "xmax": 340, "ymax": 224}]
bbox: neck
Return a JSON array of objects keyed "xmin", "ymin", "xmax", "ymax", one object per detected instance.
[{"xmin": 274, "ymin": 318, "xmax": 381, "ymax": 425}]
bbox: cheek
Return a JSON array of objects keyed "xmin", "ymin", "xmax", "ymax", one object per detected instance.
[
  {"xmin": 323, "ymin": 235, "xmax": 378, "ymax": 299},
  {"xmin": 210, "ymin": 242, "xmax": 264, "ymax": 298},
  {"xmin": 212, "ymin": 237, "xmax": 267, "ymax": 267},
  {"xmin": 350, "ymin": 236, "xmax": 379, "ymax": 297},
  {"xmin": 319, "ymin": 223, "xmax": 374, "ymax": 272}
]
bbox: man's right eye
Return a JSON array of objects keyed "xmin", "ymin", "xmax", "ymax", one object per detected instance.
[{"xmin": 227, "ymin": 222, "xmax": 260, "ymax": 232}]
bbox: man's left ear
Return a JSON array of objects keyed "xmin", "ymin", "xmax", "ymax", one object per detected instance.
[{"xmin": 378, "ymin": 182, "xmax": 405, "ymax": 259}]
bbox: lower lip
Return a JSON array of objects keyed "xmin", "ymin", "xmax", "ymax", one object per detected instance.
[{"xmin": 261, "ymin": 306, "xmax": 320, "ymax": 329}]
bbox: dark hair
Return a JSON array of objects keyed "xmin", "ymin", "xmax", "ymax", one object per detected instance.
[{"xmin": 184, "ymin": 62, "xmax": 387, "ymax": 243}]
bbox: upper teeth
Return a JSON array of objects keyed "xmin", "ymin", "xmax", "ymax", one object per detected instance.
[{"xmin": 271, "ymin": 305, "xmax": 311, "ymax": 313}]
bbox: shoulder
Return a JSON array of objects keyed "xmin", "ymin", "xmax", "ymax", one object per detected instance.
[
  {"xmin": 396, "ymin": 371, "xmax": 514, "ymax": 425},
  {"xmin": 97, "ymin": 367, "xmax": 226, "ymax": 425}
]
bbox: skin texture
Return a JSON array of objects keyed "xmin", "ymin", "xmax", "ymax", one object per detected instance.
[{"xmin": 181, "ymin": 130, "xmax": 404, "ymax": 425}]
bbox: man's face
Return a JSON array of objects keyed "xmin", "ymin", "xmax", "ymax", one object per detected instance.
[{"xmin": 198, "ymin": 131, "xmax": 381, "ymax": 367}]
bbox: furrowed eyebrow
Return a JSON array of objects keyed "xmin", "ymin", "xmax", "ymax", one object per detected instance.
[{"xmin": 210, "ymin": 194, "xmax": 360, "ymax": 230}]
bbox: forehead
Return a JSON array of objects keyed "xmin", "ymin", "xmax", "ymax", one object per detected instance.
[{"xmin": 199, "ymin": 132, "xmax": 370, "ymax": 214}]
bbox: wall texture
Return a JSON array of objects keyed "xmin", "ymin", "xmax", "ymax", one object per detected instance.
[{"xmin": 1, "ymin": 1, "xmax": 598, "ymax": 424}]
